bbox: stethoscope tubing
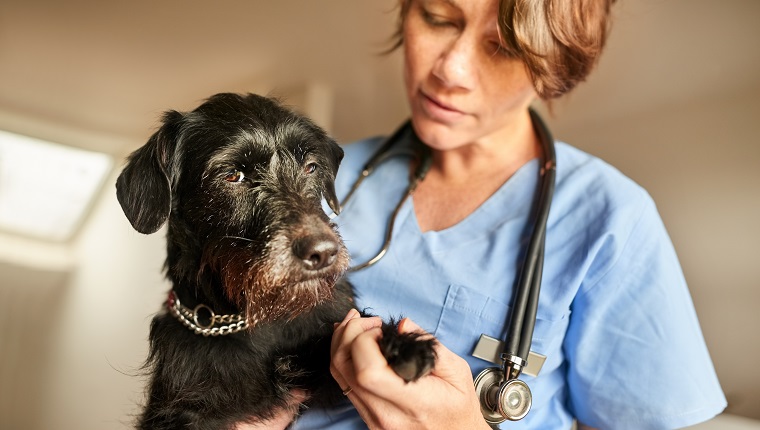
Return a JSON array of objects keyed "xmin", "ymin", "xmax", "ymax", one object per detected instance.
[
  {"xmin": 336, "ymin": 111, "xmax": 557, "ymax": 422},
  {"xmin": 506, "ymin": 108, "xmax": 556, "ymax": 365},
  {"xmin": 339, "ymin": 123, "xmax": 432, "ymax": 272}
]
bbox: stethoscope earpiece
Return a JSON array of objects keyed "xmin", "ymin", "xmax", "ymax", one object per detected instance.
[{"xmin": 474, "ymin": 367, "xmax": 533, "ymax": 424}]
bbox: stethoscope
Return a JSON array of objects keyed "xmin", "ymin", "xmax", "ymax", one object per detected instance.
[{"xmin": 336, "ymin": 108, "xmax": 556, "ymax": 425}]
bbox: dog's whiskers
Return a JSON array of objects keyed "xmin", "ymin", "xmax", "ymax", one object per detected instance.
[{"xmin": 222, "ymin": 235, "xmax": 254, "ymax": 242}]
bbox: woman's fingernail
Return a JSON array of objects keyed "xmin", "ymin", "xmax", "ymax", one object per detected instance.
[{"xmin": 398, "ymin": 317, "xmax": 421, "ymax": 333}]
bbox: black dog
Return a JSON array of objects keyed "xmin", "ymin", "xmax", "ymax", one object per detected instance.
[{"xmin": 116, "ymin": 93, "xmax": 436, "ymax": 429}]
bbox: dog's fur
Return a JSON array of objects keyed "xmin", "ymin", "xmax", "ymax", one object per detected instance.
[{"xmin": 116, "ymin": 93, "xmax": 436, "ymax": 430}]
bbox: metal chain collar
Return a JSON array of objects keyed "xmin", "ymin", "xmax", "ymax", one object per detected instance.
[{"xmin": 167, "ymin": 291, "xmax": 249, "ymax": 337}]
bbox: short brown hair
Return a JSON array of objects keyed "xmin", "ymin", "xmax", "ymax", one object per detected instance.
[
  {"xmin": 500, "ymin": 0, "xmax": 615, "ymax": 99},
  {"xmin": 390, "ymin": 0, "xmax": 615, "ymax": 100}
]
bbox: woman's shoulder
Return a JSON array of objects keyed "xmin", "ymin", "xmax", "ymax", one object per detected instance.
[
  {"xmin": 555, "ymin": 142, "xmax": 641, "ymax": 192},
  {"xmin": 551, "ymin": 142, "xmax": 680, "ymax": 301},
  {"xmin": 554, "ymin": 141, "xmax": 652, "ymax": 210},
  {"xmin": 552, "ymin": 141, "xmax": 662, "ymax": 242}
]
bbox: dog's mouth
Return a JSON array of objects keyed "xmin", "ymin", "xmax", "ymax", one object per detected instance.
[
  {"xmin": 207, "ymin": 229, "xmax": 350, "ymax": 326},
  {"xmin": 233, "ymin": 261, "xmax": 348, "ymax": 326}
]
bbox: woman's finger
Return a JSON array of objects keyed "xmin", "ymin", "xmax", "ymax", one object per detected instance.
[
  {"xmin": 330, "ymin": 311, "xmax": 383, "ymax": 397},
  {"xmin": 331, "ymin": 311, "xmax": 382, "ymax": 356},
  {"xmin": 329, "ymin": 310, "xmax": 361, "ymax": 390},
  {"xmin": 350, "ymin": 326, "xmax": 411, "ymax": 399},
  {"xmin": 329, "ymin": 311, "xmax": 391, "ymax": 424}
]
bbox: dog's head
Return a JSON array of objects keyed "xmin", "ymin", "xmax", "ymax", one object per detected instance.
[{"xmin": 116, "ymin": 93, "xmax": 349, "ymax": 324}]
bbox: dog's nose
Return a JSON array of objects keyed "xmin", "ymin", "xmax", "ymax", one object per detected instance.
[{"xmin": 293, "ymin": 236, "xmax": 339, "ymax": 271}]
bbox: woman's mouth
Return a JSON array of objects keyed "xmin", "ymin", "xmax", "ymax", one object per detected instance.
[{"xmin": 419, "ymin": 91, "xmax": 466, "ymax": 122}]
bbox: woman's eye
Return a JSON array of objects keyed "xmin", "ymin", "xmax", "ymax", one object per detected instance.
[
  {"xmin": 426, "ymin": 16, "xmax": 452, "ymax": 27},
  {"xmin": 421, "ymin": 9, "xmax": 455, "ymax": 28},
  {"xmin": 224, "ymin": 170, "xmax": 246, "ymax": 183},
  {"xmin": 304, "ymin": 162, "xmax": 318, "ymax": 175}
]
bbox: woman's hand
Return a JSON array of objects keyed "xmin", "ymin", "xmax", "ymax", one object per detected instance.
[{"xmin": 330, "ymin": 309, "xmax": 491, "ymax": 430}]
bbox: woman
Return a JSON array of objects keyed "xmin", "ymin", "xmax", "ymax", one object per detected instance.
[{"xmin": 294, "ymin": 0, "xmax": 727, "ymax": 428}]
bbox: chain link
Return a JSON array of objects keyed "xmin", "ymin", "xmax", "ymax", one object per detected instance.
[{"xmin": 168, "ymin": 292, "xmax": 249, "ymax": 337}]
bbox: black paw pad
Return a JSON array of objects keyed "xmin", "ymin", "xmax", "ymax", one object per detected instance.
[{"xmin": 379, "ymin": 321, "xmax": 437, "ymax": 382}]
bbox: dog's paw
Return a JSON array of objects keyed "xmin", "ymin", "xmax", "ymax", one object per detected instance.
[{"xmin": 378, "ymin": 319, "xmax": 437, "ymax": 382}]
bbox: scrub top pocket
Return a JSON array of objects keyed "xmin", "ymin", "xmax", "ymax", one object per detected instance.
[{"xmin": 433, "ymin": 284, "xmax": 570, "ymax": 377}]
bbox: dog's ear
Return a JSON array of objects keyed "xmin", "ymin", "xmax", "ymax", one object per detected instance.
[
  {"xmin": 116, "ymin": 110, "xmax": 183, "ymax": 234},
  {"xmin": 322, "ymin": 140, "xmax": 344, "ymax": 215}
]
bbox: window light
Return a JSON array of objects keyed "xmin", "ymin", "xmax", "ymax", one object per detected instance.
[{"xmin": 0, "ymin": 130, "xmax": 113, "ymax": 242}]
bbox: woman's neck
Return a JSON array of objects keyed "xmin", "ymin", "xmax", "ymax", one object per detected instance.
[
  {"xmin": 412, "ymin": 112, "xmax": 541, "ymax": 232},
  {"xmin": 428, "ymin": 110, "xmax": 539, "ymax": 182}
]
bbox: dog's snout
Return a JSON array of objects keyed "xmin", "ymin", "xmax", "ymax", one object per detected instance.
[{"xmin": 293, "ymin": 235, "xmax": 339, "ymax": 271}]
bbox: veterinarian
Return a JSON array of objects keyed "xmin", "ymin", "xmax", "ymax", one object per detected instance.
[{"xmin": 287, "ymin": 0, "xmax": 727, "ymax": 428}]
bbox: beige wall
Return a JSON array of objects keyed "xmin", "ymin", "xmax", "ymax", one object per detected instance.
[
  {"xmin": 0, "ymin": 170, "xmax": 170, "ymax": 430},
  {"xmin": 35, "ymin": 172, "xmax": 168, "ymax": 429}
]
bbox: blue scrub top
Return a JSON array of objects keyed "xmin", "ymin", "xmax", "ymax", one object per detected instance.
[{"xmin": 294, "ymin": 128, "xmax": 726, "ymax": 429}]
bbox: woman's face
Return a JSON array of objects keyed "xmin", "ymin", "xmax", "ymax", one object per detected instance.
[{"xmin": 402, "ymin": 0, "xmax": 537, "ymax": 151}]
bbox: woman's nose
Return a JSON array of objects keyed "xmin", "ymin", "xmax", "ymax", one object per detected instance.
[{"xmin": 432, "ymin": 37, "xmax": 476, "ymax": 90}]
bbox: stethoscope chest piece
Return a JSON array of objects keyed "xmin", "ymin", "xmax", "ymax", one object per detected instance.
[{"xmin": 474, "ymin": 367, "xmax": 533, "ymax": 424}]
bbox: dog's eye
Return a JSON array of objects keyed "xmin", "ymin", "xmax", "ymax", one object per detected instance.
[
  {"xmin": 224, "ymin": 170, "xmax": 246, "ymax": 183},
  {"xmin": 304, "ymin": 162, "xmax": 318, "ymax": 175}
]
